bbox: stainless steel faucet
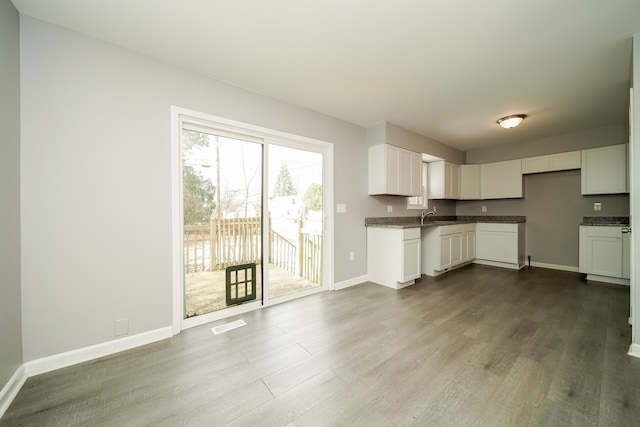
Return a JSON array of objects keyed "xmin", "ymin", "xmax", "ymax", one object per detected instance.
[{"xmin": 420, "ymin": 210, "xmax": 436, "ymax": 225}]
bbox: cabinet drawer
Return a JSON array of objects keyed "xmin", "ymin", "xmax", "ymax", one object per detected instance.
[
  {"xmin": 522, "ymin": 155, "xmax": 550, "ymax": 174},
  {"xmin": 476, "ymin": 222, "xmax": 517, "ymax": 233},
  {"xmin": 439, "ymin": 224, "xmax": 463, "ymax": 235},
  {"xmin": 402, "ymin": 228, "xmax": 421, "ymax": 240},
  {"xmin": 461, "ymin": 223, "xmax": 476, "ymax": 233},
  {"xmin": 551, "ymin": 151, "xmax": 581, "ymax": 171},
  {"xmin": 584, "ymin": 226, "xmax": 622, "ymax": 238}
]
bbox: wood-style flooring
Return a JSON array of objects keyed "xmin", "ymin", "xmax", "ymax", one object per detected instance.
[{"xmin": 2, "ymin": 265, "xmax": 639, "ymax": 426}]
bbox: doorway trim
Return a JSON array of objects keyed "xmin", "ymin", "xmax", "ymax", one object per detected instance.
[{"xmin": 170, "ymin": 106, "xmax": 334, "ymax": 334}]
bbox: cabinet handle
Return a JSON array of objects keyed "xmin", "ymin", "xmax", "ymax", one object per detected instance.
[{"xmin": 622, "ymin": 227, "xmax": 631, "ymax": 234}]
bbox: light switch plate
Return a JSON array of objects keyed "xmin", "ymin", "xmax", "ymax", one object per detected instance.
[{"xmin": 336, "ymin": 203, "xmax": 346, "ymax": 213}]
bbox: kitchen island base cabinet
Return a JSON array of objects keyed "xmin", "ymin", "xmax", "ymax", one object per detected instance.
[
  {"xmin": 475, "ymin": 223, "xmax": 525, "ymax": 270},
  {"xmin": 422, "ymin": 223, "xmax": 476, "ymax": 277},
  {"xmin": 367, "ymin": 227, "xmax": 421, "ymax": 289}
]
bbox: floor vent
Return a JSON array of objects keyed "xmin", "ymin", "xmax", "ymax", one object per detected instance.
[{"xmin": 211, "ymin": 319, "xmax": 247, "ymax": 335}]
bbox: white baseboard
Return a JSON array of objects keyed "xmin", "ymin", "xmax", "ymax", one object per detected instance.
[
  {"xmin": 629, "ymin": 343, "xmax": 640, "ymax": 359},
  {"xmin": 333, "ymin": 275, "xmax": 368, "ymax": 291},
  {"xmin": 0, "ymin": 365, "xmax": 28, "ymax": 420},
  {"xmin": 529, "ymin": 262, "xmax": 579, "ymax": 273},
  {"xmin": 473, "ymin": 259, "xmax": 522, "ymax": 270},
  {"xmin": 24, "ymin": 326, "xmax": 173, "ymax": 377},
  {"xmin": 585, "ymin": 274, "xmax": 630, "ymax": 287}
]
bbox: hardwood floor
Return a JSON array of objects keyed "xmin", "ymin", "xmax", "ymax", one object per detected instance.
[{"xmin": 3, "ymin": 265, "xmax": 639, "ymax": 426}]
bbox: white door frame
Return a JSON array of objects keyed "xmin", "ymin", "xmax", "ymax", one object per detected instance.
[{"xmin": 170, "ymin": 106, "xmax": 334, "ymax": 334}]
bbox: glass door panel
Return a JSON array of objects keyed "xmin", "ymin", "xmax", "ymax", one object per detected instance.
[
  {"xmin": 267, "ymin": 144, "xmax": 323, "ymax": 299},
  {"xmin": 182, "ymin": 129, "xmax": 263, "ymax": 318}
]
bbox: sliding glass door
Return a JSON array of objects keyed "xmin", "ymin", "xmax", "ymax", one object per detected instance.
[
  {"xmin": 267, "ymin": 144, "xmax": 324, "ymax": 300},
  {"xmin": 181, "ymin": 129, "xmax": 263, "ymax": 318},
  {"xmin": 175, "ymin": 110, "xmax": 331, "ymax": 327}
]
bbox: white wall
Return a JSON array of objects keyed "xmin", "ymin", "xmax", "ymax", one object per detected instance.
[
  {"xmin": 0, "ymin": 0, "xmax": 23, "ymax": 389},
  {"xmin": 20, "ymin": 16, "xmax": 370, "ymax": 361}
]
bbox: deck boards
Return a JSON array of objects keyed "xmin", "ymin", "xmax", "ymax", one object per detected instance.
[{"xmin": 2, "ymin": 264, "xmax": 639, "ymax": 426}]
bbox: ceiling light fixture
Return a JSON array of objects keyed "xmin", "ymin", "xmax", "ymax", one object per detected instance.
[{"xmin": 497, "ymin": 114, "xmax": 526, "ymax": 129}]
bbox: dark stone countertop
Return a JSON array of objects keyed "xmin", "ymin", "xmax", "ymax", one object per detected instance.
[
  {"xmin": 580, "ymin": 216, "xmax": 629, "ymax": 226},
  {"xmin": 365, "ymin": 215, "xmax": 526, "ymax": 229}
]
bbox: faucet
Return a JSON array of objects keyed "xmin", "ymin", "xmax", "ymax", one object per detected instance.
[{"xmin": 420, "ymin": 210, "xmax": 436, "ymax": 225}]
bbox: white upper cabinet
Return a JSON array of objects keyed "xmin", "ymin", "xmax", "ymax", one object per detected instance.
[
  {"xmin": 480, "ymin": 159, "xmax": 523, "ymax": 199},
  {"xmin": 407, "ymin": 162, "xmax": 429, "ymax": 209},
  {"xmin": 368, "ymin": 144, "xmax": 421, "ymax": 196},
  {"xmin": 581, "ymin": 144, "xmax": 628, "ymax": 195},
  {"xmin": 522, "ymin": 155, "xmax": 550, "ymax": 174},
  {"xmin": 522, "ymin": 151, "xmax": 581, "ymax": 174},
  {"xmin": 428, "ymin": 160, "xmax": 460, "ymax": 199},
  {"xmin": 459, "ymin": 164, "xmax": 481, "ymax": 200},
  {"xmin": 551, "ymin": 151, "xmax": 581, "ymax": 171}
]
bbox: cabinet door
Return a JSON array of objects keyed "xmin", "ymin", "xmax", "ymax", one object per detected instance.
[
  {"xmin": 428, "ymin": 161, "xmax": 445, "ymax": 199},
  {"xmin": 461, "ymin": 231, "xmax": 476, "ymax": 262},
  {"xmin": 467, "ymin": 231, "xmax": 476, "ymax": 261},
  {"xmin": 409, "ymin": 152, "xmax": 422, "ymax": 196},
  {"xmin": 477, "ymin": 230, "xmax": 518, "ymax": 263},
  {"xmin": 481, "ymin": 159, "xmax": 523, "ymax": 199},
  {"xmin": 439, "ymin": 235, "xmax": 452, "ymax": 269},
  {"xmin": 522, "ymin": 155, "xmax": 550, "ymax": 174},
  {"xmin": 460, "ymin": 164, "xmax": 481, "ymax": 200},
  {"xmin": 581, "ymin": 144, "xmax": 627, "ymax": 195},
  {"xmin": 450, "ymin": 233, "xmax": 462, "ymax": 265},
  {"xmin": 401, "ymin": 239, "xmax": 421, "ymax": 282},
  {"xmin": 398, "ymin": 149, "xmax": 412, "ymax": 195},
  {"xmin": 407, "ymin": 162, "xmax": 428, "ymax": 209},
  {"xmin": 385, "ymin": 145, "xmax": 400, "ymax": 193},
  {"xmin": 551, "ymin": 151, "xmax": 580, "ymax": 171},
  {"xmin": 448, "ymin": 163, "xmax": 460, "ymax": 199},
  {"xmin": 589, "ymin": 237, "xmax": 623, "ymax": 277}
]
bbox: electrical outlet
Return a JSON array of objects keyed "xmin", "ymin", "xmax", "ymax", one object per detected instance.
[
  {"xmin": 387, "ymin": 205, "xmax": 393, "ymax": 213},
  {"xmin": 432, "ymin": 205, "xmax": 437, "ymax": 213},
  {"xmin": 336, "ymin": 203, "xmax": 347, "ymax": 213},
  {"xmin": 594, "ymin": 202, "xmax": 602, "ymax": 211},
  {"xmin": 482, "ymin": 206, "xmax": 487, "ymax": 213},
  {"xmin": 349, "ymin": 251, "xmax": 355, "ymax": 261},
  {"xmin": 115, "ymin": 318, "xmax": 129, "ymax": 337}
]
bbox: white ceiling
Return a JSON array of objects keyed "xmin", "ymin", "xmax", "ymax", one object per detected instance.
[{"xmin": 12, "ymin": 0, "xmax": 640, "ymax": 152}]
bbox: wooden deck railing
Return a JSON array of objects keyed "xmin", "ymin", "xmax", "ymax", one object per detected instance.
[
  {"xmin": 211, "ymin": 217, "xmax": 261, "ymax": 271},
  {"xmin": 269, "ymin": 228, "xmax": 297, "ymax": 274},
  {"xmin": 300, "ymin": 231, "xmax": 322, "ymax": 284},
  {"xmin": 184, "ymin": 216, "xmax": 322, "ymax": 284},
  {"xmin": 184, "ymin": 225, "xmax": 210, "ymax": 273}
]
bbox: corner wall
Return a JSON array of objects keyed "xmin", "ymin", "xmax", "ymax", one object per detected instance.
[{"xmin": 0, "ymin": 0, "xmax": 23, "ymax": 391}]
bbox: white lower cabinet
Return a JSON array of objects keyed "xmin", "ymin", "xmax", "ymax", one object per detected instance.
[
  {"xmin": 579, "ymin": 225, "xmax": 630, "ymax": 285},
  {"xmin": 475, "ymin": 223, "xmax": 525, "ymax": 269},
  {"xmin": 422, "ymin": 223, "xmax": 476, "ymax": 277},
  {"xmin": 367, "ymin": 227, "xmax": 421, "ymax": 289}
]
